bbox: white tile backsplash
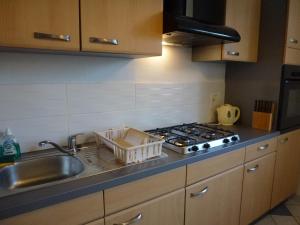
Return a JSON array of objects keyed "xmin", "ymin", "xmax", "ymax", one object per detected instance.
[
  {"xmin": 67, "ymin": 83, "xmax": 135, "ymax": 114},
  {"xmin": 0, "ymin": 84, "xmax": 67, "ymax": 120},
  {"xmin": 135, "ymin": 83, "xmax": 184, "ymax": 108},
  {"xmin": 0, "ymin": 46, "xmax": 226, "ymax": 152},
  {"xmin": 0, "ymin": 116, "xmax": 68, "ymax": 152}
]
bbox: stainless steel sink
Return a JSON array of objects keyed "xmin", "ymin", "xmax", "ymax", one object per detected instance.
[{"xmin": 0, "ymin": 155, "xmax": 84, "ymax": 190}]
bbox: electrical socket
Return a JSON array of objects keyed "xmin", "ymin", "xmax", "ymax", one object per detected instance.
[{"xmin": 208, "ymin": 92, "xmax": 223, "ymax": 122}]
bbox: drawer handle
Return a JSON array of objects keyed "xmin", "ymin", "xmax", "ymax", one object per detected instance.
[
  {"xmin": 258, "ymin": 144, "xmax": 269, "ymax": 151},
  {"xmin": 247, "ymin": 165, "xmax": 259, "ymax": 173},
  {"xmin": 113, "ymin": 213, "xmax": 142, "ymax": 225},
  {"xmin": 114, "ymin": 213, "xmax": 143, "ymax": 225},
  {"xmin": 280, "ymin": 137, "xmax": 289, "ymax": 144},
  {"xmin": 89, "ymin": 37, "xmax": 119, "ymax": 45},
  {"xmin": 34, "ymin": 32, "xmax": 71, "ymax": 42},
  {"xmin": 190, "ymin": 187, "xmax": 208, "ymax": 198},
  {"xmin": 289, "ymin": 38, "xmax": 298, "ymax": 44},
  {"xmin": 227, "ymin": 51, "xmax": 240, "ymax": 56}
]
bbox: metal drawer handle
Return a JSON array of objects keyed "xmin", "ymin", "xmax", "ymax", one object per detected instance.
[
  {"xmin": 89, "ymin": 37, "xmax": 119, "ymax": 45},
  {"xmin": 113, "ymin": 213, "xmax": 142, "ymax": 225},
  {"xmin": 247, "ymin": 164, "xmax": 259, "ymax": 173},
  {"xmin": 190, "ymin": 187, "xmax": 208, "ymax": 198},
  {"xmin": 258, "ymin": 144, "xmax": 269, "ymax": 151},
  {"xmin": 289, "ymin": 38, "xmax": 298, "ymax": 44},
  {"xmin": 227, "ymin": 51, "xmax": 240, "ymax": 56},
  {"xmin": 280, "ymin": 137, "xmax": 289, "ymax": 144},
  {"xmin": 34, "ymin": 32, "xmax": 71, "ymax": 42}
]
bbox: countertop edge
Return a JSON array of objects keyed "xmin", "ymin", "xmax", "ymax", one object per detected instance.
[{"xmin": 0, "ymin": 130, "xmax": 280, "ymax": 220}]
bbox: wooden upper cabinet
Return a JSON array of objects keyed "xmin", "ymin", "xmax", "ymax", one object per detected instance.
[
  {"xmin": 240, "ymin": 153, "xmax": 276, "ymax": 225},
  {"xmin": 80, "ymin": 0, "xmax": 163, "ymax": 55},
  {"xmin": 271, "ymin": 130, "xmax": 300, "ymax": 207},
  {"xmin": 0, "ymin": 0, "xmax": 80, "ymax": 51},
  {"xmin": 192, "ymin": 0, "xmax": 262, "ymax": 62},
  {"xmin": 284, "ymin": 0, "xmax": 300, "ymax": 65},
  {"xmin": 222, "ymin": 0, "xmax": 261, "ymax": 62},
  {"xmin": 185, "ymin": 166, "xmax": 244, "ymax": 225},
  {"xmin": 286, "ymin": 0, "xmax": 300, "ymax": 50}
]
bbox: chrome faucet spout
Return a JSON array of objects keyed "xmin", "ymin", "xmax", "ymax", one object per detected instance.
[{"xmin": 38, "ymin": 140, "xmax": 74, "ymax": 156}]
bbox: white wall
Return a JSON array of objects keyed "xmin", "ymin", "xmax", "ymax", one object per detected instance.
[{"xmin": 0, "ymin": 46, "xmax": 225, "ymax": 152}]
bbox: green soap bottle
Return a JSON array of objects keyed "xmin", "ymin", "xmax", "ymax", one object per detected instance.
[{"xmin": 0, "ymin": 128, "xmax": 21, "ymax": 162}]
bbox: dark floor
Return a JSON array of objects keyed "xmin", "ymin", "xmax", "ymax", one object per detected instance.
[{"xmin": 253, "ymin": 196, "xmax": 300, "ymax": 225}]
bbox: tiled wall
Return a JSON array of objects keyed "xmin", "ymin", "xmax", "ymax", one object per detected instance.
[{"xmin": 0, "ymin": 46, "xmax": 225, "ymax": 152}]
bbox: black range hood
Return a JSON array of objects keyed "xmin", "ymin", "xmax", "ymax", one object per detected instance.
[{"xmin": 163, "ymin": 0, "xmax": 241, "ymax": 46}]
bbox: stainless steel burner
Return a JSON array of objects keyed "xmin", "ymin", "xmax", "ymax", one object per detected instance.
[{"xmin": 146, "ymin": 123, "xmax": 240, "ymax": 154}]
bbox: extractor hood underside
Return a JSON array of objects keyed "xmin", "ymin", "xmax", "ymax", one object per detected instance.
[{"xmin": 163, "ymin": 16, "xmax": 241, "ymax": 46}]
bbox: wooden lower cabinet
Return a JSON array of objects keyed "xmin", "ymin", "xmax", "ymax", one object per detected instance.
[
  {"xmin": 240, "ymin": 153, "xmax": 276, "ymax": 225},
  {"xmin": 185, "ymin": 166, "xmax": 244, "ymax": 225},
  {"xmin": 271, "ymin": 131, "xmax": 300, "ymax": 207},
  {"xmin": 85, "ymin": 218, "xmax": 104, "ymax": 225},
  {"xmin": 104, "ymin": 167, "xmax": 186, "ymax": 215},
  {"xmin": 105, "ymin": 189, "xmax": 185, "ymax": 225},
  {"xmin": 0, "ymin": 192, "xmax": 104, "ymax": 225}
]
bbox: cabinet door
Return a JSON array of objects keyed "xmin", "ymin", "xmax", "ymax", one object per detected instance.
[
  {"xmin": 0, "ymin": 192, "xmax": 104, "ymax": 225},
  {"xmin": 271, "ymin": 131, "xmax": 300, "ymax": 207},
  {"xmin": 185, "ymin": 166, "xmax": 243, "ymax": 225},
  {"xmin": 222, "ymin": 0, "xmax": 262, "ymax": 62},
  {"xmin": 284, "ymin": 0, "xmax": 300, "ymax": 65},
  {"xmin": 81, "ymin": 0, "xmax": 163, "ymax": 55},
  {"xmin": 240, "ymin": 153, "xmax": 276, "ymax": 225},
  {"xmin": 105, "ymin": 189, "xmax": 184, "ymax": 225},
  {"xmin": 85, "ymin": 218, "xmax": 104, "ymax": 225},
  {"xmin": 0, "ymin": 0, "xmax": 80, "ymax": 51},
  {"xmin": 286, "ymin": 0, "xmax": 300, "ymax": 50}
]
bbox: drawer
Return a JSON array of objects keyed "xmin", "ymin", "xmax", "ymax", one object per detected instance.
[
  {"xmin": 85, "ymin": 218, "xmax": 104, "ymax": 225},
  {"xmin": 186, "ymin": 148, "xmax": 245, "ymax": 185},
  {"xmin": 245, "ymin": 138, "xmax": 277, "ymax": 162},
  {"xmin": 105, "ymin": 189, "xmax": 185, "ymax": 225},
  {"xmin": 104, "ymin": 166, "xmax": 186, "ymax": 215},
  {"xmin": 0, "ymin": 192, "xmax": 104, "ymax": 225}
]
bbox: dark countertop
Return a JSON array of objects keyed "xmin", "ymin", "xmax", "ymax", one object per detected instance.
[{"xmin": 0, "ymin": 126, "xmax": 280, "ymax": 220}]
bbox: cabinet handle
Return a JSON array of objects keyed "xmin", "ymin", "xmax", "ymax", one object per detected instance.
[
  {"xmin": 247, "ymin": 165, "xmax": 259, "ymax": 173},
  {"xmin": 113, "ymin": 213, "xmax": 142, "ymax": 225},
  {"xmin": 227, "ymin": 51, "xmax": 240, "ymax": 56},
  {"xmin": 280, "ymin": 137, "xmax": 289, "ymax": 144},
  {"xmin": 190, "ymin": 187, "xmax": 208, "ymax": 198},
  {"xmin": 89, "ymin": 37, "xmax": 119, "ymax": 45},
  {"xmin": 257, "ymin": 144, "xmax": 269, "ymax": 151},
  {"xmin": 289, "ymin": 38, "xmax": 298, "ymax": 44},
  {"xmin": 34, "ymin": 32, "xmax": 71, "ymax": 42}
]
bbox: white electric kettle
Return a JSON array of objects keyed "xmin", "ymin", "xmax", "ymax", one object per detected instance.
[{"xmin": 217, "ymin": 104, "xmax": 240, "ymax": 126}]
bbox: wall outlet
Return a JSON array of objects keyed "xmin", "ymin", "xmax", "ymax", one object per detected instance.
[{"xmin": 208, "ymin": 92, "xmax": 223, "ymax": 122}]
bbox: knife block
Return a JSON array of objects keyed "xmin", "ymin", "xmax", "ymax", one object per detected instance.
[{"xmin": 252, "ymin": 111, "xmax": 273, "ymax": 131}]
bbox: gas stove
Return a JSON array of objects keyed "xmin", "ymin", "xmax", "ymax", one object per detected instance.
[{"xmin": 146, "ymin": 123, "xmax": 240, "ymax": 154}]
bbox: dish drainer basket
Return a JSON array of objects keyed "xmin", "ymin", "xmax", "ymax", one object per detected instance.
[{"xmin": 94, "ymin": 127, "xmax": 164, "ymax": 164}]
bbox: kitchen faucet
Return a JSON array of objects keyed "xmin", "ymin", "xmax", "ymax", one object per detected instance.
[
  {"xmin": 68, "ymin": 133, "xmax": 84, "ymax": 153},
  {"xmin": 38, "ymin": 140, "xmax": 75, "ymax": 156},
  {"xmin": 39, "ymin": 134, "xmax": 84, "ymax": 156}
]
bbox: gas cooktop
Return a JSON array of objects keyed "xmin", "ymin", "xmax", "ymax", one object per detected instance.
[{"xmin": 146, "ymin": 123, "xmax": 240, "ymax": 154}]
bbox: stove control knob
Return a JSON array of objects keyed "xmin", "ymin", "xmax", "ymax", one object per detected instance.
[
  {"xmin": 191, "ymin": 146, "xmax": 199, "ymax": 152},
  {"xmin": 231, "ymin": 136, "xmax": 238, "ymax": 142},
  {"xmin": 203, "ymin": 143, "xmax": 210, "ymax": 149},
  {"xmin": 223, "ymin": 138, "xmax": 230, "ymax": 144}
]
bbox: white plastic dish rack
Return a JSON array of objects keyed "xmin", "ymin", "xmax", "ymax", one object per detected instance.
[{"xmin": 94, "ymin": 127, "xmax": 164, "ymax": 164}]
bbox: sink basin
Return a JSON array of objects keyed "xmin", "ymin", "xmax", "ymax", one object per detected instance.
[{"xmin": 0, "ymin": 155, "xmax": 84, "ymax": 190}]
